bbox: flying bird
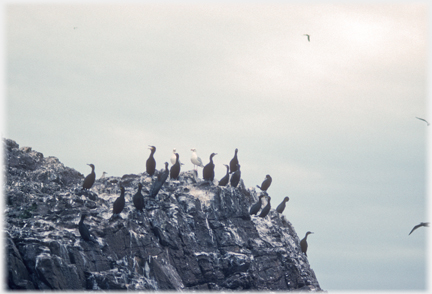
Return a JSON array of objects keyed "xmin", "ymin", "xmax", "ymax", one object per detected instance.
[
  {"xmin": 303, "ymin": 34, "xmax": 310, "ymax": 42},
  {"xmin": 415, "ymin": 117, "xmax": 429, "ymax": 126},
  {"xmin": 409, "ymin": 222, "xmax": 429, "ymax": 235}
]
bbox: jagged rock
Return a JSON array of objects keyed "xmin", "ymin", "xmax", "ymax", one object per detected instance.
[{"xmin": 5, "ymin": 138, "xmax": 323, "ymax": 291}]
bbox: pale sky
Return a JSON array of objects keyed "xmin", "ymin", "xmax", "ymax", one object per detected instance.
[{"xmin": 5, "ymin": 2, "xmax": 429, "ymax": 291}]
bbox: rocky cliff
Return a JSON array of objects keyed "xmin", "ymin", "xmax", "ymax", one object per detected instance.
[{"xmin": 5, "ymin": 138, "xmax": 322, "ymax": 291}]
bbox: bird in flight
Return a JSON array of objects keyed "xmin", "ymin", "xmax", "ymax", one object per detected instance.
[
  {"xmin": 409, "ymin": 222, "xmax": 429, "ymax": 235},
  {"xmin": 303, "ymin": 34, "xmax": 310, "ymax": 42},
  {"xmin": 415, "ymin": 117, "xmax": 429, "ymax": 126}
]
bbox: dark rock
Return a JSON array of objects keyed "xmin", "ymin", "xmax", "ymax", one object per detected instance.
[{"xmin": 5, "ymin": 138, "xmax": 323, "ymax": 291}]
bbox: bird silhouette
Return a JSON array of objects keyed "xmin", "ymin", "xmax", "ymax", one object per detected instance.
[
  {"xmin": 218, "ymin": 164, "xmax": 230, "ymax": 187},
  {"xmin": 170, "ymin": 153, "xmax": 181, "ymax": 180},
  {"xmin": 203, "ymin": 153, "xmax": 217, "ymax": 181},
  {"xmin": 276, "ymin": 196, "xmax": 290, "ymax": 214},
  {"xmin": 229, "ymin": 148, "xmax": 239, "ymax": 173},
  {"xmin": 250, "ymin": 194, "xmax": 265, "ymax": 215},
  {"xmin": 82, "ymin": 164, "xmax": 96, "ymax": 190},
  {"xmin": 146, "ymin": 146, "xmax": 156, "ymax": 176},
  {"xmin": 149, "ymin": 162, "xmax": 169, "ymax": 198},
  {"xmin": 256, "ymin": 175, "xmax": 272, "ymax": 192},
  {"xmin": 258, "ymin": 196, "xmax": 271, "ymax": 218},
  {"xmin": 300, "ymin": 231, "xmax": 314, "ymax": 256},
  {"xmin": 409, "ymin": 222, "xmax": 429, "ymax": 235},
  {"xmin": 230, "ymin": 164, "xmax": 241, "ymax": 188},
  {"xmin": 133, "ymin": 183, "xmax": 145, "ymax": 212},
  {"xmin": 78, "ymin": 214, "xmax": 92, "ymax": 242},
  {"xmin": 415, "ymin": 117, "xmax": 429, "ymax": 126}
]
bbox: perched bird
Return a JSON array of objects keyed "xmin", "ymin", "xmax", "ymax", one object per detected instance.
[
  {"xmin": 300, "ymin": 231, "xmax": 314, "ymax": 256},
  {"xmin": 191, "ymin": 148, "xmax": 204, "ymax": 170},
  {"xmin": 82, "ymin": 164, "xmax": 96, "ymax": 190},
  {"xmin": 415, "ymin": 117, "xmax": 430, "ymax": 126},
  {"xmin": 250, "ymin": 194, "xmax": 265, "ymax": 215},
  {"xmin": 256, "ymin": 175, "xmax": 272, "ymax": 192},
  {"xmin": 229, "ymin": 148, "xmax": 239, "ymax": 173},
  {"xmin": 276, "ymin": 197, "xmax": 290, "ymax": 214},
  {"xmin": 133, "ymin": 183, "xmax": 144, "ymax": 212},
  {"xmin": 113, "ymin": 186, "xmax": 126, "ymax": 215},
  {"xmin": 218, "ymin": 164, "xmax": 230, "ymax": 186},
  {"xmin": 99, "ymin": 171, "xmax": 108, "ymax": 179},
  {"xmin": 170, "ymin": 153, "xmax": 181, "ymax": 180},
  {"xmin": 258, "ymin": 196, "xmax": 271, "ymax": 218},
  {"xmin": 303, "ymin": 34, "xmax": 310, "ymax": 42},
  {"xmin": 409, "ymin": 222, "xmax": 429, "ymax": 235},
  {"xmin": 146, "ymin": 146, "xmax": 156, "ymax": 176},
  {"xmin": 203, "ymin": 153, "xmax": 217, "ymax": 181},
  {"xmin": 149, "ymin": 162, "xmax": 169, "ymax": 198},
  {"xmin": 170, "ymin": 148, "xmax": 177, "ymax": 165},
  {"xmin": 230, "ymin": 164, "xmax": 241, "ymax": 188},
  {"xmin": 78, "ymin": 214, "xmax": 92, "ymax": 242}
]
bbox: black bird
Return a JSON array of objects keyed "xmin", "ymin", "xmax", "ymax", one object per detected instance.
[
  {"xmin": 276, "ymin": 196, "xmax": 290, "ymax": 214},
  {"xmin": 133, "ymin": 183, "xmax": 145, "ymax": 212},
  {"xmin": 78, "ymin": 214, "xmax": 92, "ymax": 242},
  {"xmin": 149, "ymin": 162, "xmax": 169, "ymax": 198},
  {"xmin": 230, "ymin": 164, "xmax": 241, "ymax": 188},
  {"xmin": 415, "ymin": 117, "xmax": 430, "ymax": 126},
  {"xmin": 218, "ymin": 164, "xmax": 230, "ymax": 186},
  {"xmin": 250, "ymin": 194, "xmax": 265, "ymax": 215},
  {"xmin": 229, "ymin": 148, "xmax": 239, "ymax": 173},
  {"xmin": 409, "ymin": 222, "xmax": 429, "ymax": 235},
  {"xmin": 170, "ymin": 153, "xmax": 181, "ymax": 180},
  {"xmin": 256, "ymin": 175, "xmax": 272, "ymax": 192},
  {"xmin": 82, "ymin": 164, "xmax": 96, "ymax": 190},
  {"xmin": 303, "ymin": 34, "xmax": 310, "ymax": 42},
  {"xmin": 203, "ymin": 153, "xmax": 217, "ymax": 181},
  {"xmin": 300, "ymin": 231, "xmax": 314, "ymax": 256},
  {"xmin": 113, "ymin": 186, "xmax": 126, "ymax": 215},
  {"xmin": 146, "ymin": 146, "xmax": 156, "ymax": 176},
  {"xmin": 258, "ymin": 196, "xmax": 271, "ymax": 218}
]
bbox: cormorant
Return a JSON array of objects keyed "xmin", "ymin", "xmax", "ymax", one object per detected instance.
[
  {"xmin": 191, "ymin": 148, "xmax": 204, "ymax": 170},
  {"xmin": 149, "ymin": 162, "xmax": 169, "ymax": 198},
  {"xmin": 258, "ymin": 196, "xmax": 271, "ymax": 218},
  {"xmin": 203, "ymin": 153, "xmax": 217, "ymax": 181},
  {"xmin": 230, "ymin": 164, "xmax": 241, "ymax": 188},
  {"xmin": 113, "ymin": 186, "xmax": 126, "ymax": 215},
  {"xmin": 229, "ymin": 148, "xmax": 239, "ymax": 173},
  {"xmin": 300, "ymin": 231, "xmax": 314, "ymax": 256},
  {"xmin": 146, "ymin": 146, "xmax": 156, "ymax": 176},
  {"xmin": 303, "ymin": 34, "xmax": 310, "ymax": 42},
  {"xmin": 250, "ymin": 194, "xmax": 265, "ymax": 215},
  {"xmin": 133, "ymin": 183, "xmax": 144, "ymax": 211},
  {"xmin": 218, "ymin": 164, "xmax": 230, "ymax": 186},
  {"xmin": 409, "ymin": 222, "xmax": 429, "ymax": 235},
  {"xmin": 256, "ymin": 175, "xmax": 272, "ymax": 192},
  {"xmin": 78, "ymin": 214, "xmax": 92, "ymax": 242},
  {"xmin": 170, "ymin": 153, "xmax": 181, "ymax": 180},
  {"xmin": 82, "ymin": 164, "xmax": 96, "ymax": 190},
  {"xmin": 416, "ymin": 117, "xmax": 430, "ymax": 126},
  {"xmin": 171, "ymin": 148, "xmax": 177, "ymax": 165},
  {"xmin": 276, "ymin": 196, "xmax": 290, "ymax": 214}
]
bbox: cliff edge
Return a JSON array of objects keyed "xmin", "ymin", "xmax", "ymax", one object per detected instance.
[{"xmin": 5, "ymin": 138, "xmax": 322, "ymax": 291}]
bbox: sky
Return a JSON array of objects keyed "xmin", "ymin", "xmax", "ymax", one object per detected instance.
[{"xmin": 4, "ymin": 2, "xmax": 430, "ymax": 292}]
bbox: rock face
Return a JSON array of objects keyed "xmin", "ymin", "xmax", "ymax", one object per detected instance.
[{"xmin": 5, "ymin": 138, "xmax": 322, "ymax": 291}]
